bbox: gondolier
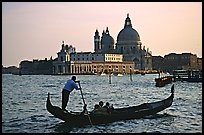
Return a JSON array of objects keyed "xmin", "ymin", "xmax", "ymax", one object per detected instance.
[{"xmin": 62, "ymin": 76, "xmax": 81, "ymax": 112}]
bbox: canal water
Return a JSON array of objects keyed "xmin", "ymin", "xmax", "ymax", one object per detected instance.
[{"xmin": 2, "ymin": 74, "xmax": 202, "ymax": 133}]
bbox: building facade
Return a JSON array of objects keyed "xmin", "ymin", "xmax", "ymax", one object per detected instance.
[
  {"xmin": 19, "ymin": 58, "xmax": 53, "ymax": 75},
  {"xmin": 70, "ymin": 61, "xmax": 134, "ymax": 74},
  {"xmin": 53, "ymin": 42, "xmax": 76, "ymax": 74},
  {"xmin": 70, "ymin": 52, "xmax": 123, "ymax": 62},
  {"xmin": 163, "ymin": 53, "xmax": 199, "ymax": 71},
  {"xmin": 152, "ymin": 53, "xmax": 202, "ymax": 72}
]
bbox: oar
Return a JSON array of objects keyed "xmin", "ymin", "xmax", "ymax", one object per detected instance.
[
  {"xmin": 78, "ymin": 81, "xmax": 86, "ymax": 107},
  {"xmin": 77, "ymin": 81, "xmax": 93, "ymax": 125}
]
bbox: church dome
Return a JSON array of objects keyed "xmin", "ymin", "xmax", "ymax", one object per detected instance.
[
  {"xmin": 117, "ymin": 27, "xmax": 140, "ymax": 42},
  {"xmin": 101, "ymin": 33, "xmax": 114, "ymax": 45},
  {"xmin": 101, "ymin": 27, "xmax": 114, "ymax": 46},
  {"xmin": 117, "ymin": 14, "xmax": 140, "ymax": 44}
]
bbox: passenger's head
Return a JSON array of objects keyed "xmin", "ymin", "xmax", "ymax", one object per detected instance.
[
  {"xmin": 71, "ymin": 76, "xmax": 76, "ymax": 81},
  {"xmin": 99, "ymin": 101, "xmax": 104, "ymax": 107},
  {"xmin": 106, "ymin": 102, "xmax": 110, "ymax": 106},
  {"xmin": 94, "ymin": 104, "xmax": 100, "ymax": 109}
]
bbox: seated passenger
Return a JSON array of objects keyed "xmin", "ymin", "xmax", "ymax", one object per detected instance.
[
  {"xmin": 99, "ymin": 101, "xmax": 104, "ymax": 108},
  {"xmin": 103, "ymin": 102, "xmax": 110, "ymax": 109},
  {"xmin": 91, "ymin": 103, "xmax": 108, "ymax": 115},
  {"xmin": 103, "ymin": 102, "xmax": 114, "ymax": 114}
]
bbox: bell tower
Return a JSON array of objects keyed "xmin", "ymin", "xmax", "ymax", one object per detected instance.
[{"xmin": 94, "ymin": 29, "xmax": 101, "ymax": 53}]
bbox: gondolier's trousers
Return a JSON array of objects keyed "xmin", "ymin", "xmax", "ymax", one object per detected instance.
[{"xmin": 62, "ymin": 89, "xmax": 71, "ymax": 111}]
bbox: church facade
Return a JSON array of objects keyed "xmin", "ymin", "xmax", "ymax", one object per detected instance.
[{"xmin": 53, "ymin": 14, "xmax": 152, "ymax": 74}]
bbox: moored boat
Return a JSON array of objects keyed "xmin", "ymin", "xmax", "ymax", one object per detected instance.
[
  {"xmin": 46, "ymin": 85, "xmax": 174, "ymax": 126},
  {"xmin": 155, "ymin": 76, "xmax": 173, "ymax": 87}
]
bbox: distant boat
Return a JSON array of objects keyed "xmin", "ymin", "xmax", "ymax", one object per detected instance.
[
  {"xmin": 117, "ymin": 73, "xmax": 123, "ymax": 77},
  {"xmin": 155, "ymin": 76, "xmax": 173, "ymax": 87}
]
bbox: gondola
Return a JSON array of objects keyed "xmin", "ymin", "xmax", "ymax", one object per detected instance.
[{"xmin": 46, "ymin": 85, "xmax": 174, "ymax": 126}]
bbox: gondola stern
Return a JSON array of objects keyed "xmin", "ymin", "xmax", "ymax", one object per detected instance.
[
  {"xmin": 46, "ymin": 92, "xmax": 52, "ymax": 110},
  {"xmin": 170, "ymin": 84, "xmax": 174, "ymax": 99},
  {"xmin": 171, "ymin": 84, "xmax": 174, "ymax": 94}
]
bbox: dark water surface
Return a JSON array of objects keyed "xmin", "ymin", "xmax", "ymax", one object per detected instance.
[{"xmin": 2, "ymin": 74, "xmax": 202, "ymax": 133}]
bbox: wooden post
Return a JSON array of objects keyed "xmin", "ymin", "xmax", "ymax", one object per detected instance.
[
  {"xmin": 130, "ymin": 69, "xmax": 132, "ymax": 81},
  {"xmin": 109, "ymin": 73, "xmax": 111, "ymax": 84}
]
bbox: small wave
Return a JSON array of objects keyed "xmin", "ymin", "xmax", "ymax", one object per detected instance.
[
  {"xmin": 9, "ymin": 118, "xmax": 22, "ymax": 123},
  {"xmin": 41, "ymin": 85, "xmax": 57, "ymax": 88},
  {"xmin": 11, "ymin": 102, "xmax": 19, "ymax": 105},
  {"xmin": 30, "ymin": 114, "xmax": 48, "ymax": 122},
  {"xmin": 8, "ymin": 122, "xmax": 24, "ymax": 128},
  {"xmin": 141, "ymin": 131, "xmax": 161, "ymax": 133},
  {"xmin": 143, "ymin": 113, "xmax": 175, "ymax": 119},
  {"xmin": 176, "ymin": 97, "xmax": 186, "ymax": 102}
]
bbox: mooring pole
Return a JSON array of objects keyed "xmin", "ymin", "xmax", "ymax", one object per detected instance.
[
  {"xmin": 109, "ymin": 73, "xmax": 111, "ymax": 84},
  {"xmin": 130, "ymin": 69, "xmax": 133, "ymax": 81}
]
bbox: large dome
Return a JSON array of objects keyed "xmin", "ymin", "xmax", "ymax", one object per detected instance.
[
  {"xmin": 117, "ymin": 27, "xmax": 140, "ymax": 42},
  {"xmin": 116, "ymin": 14, "xmax": 140, "ymax": 44}
]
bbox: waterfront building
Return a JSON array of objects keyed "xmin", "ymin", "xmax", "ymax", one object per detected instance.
[
  {"xmin": 52, "ymin": 41, "xmax": 76, "ymax": 74},
  {"xmin": 164, "ymin": 53, "xmax": 199, "ymax": 71},
  {"xmin": 19, "ymin": 58, "xmax": 53, "ymax": 75},
  {"xmin": 197, "ymin": 58, "xmax": 202, "ymax": 70},
  {"xmin": 19, "ymin": 60, "xmax": 33, "ymax": 74},
  {"xmin": 53, "ymin": 41, "xmax": 128, "ymax": 74},
  {"xmin": 144, "ymin": 48, "xmax": 152, "ymax": 71},
  {"xmin": 69, "ymin": 61, "xmax": 133, "ymax": 74},
  {"xmin": 151, "ymin": 53, "xmax": 202, "ymax": 72},
  {"xmin": 152, "ymin": 56, "xmax": 165, "ymax": 71},
  {"xmin": 53, "ymin": 47, "xmax": 130, "ymax": 74},
  {"xmin": 53, "ymin": 14, "xmax": 146, "ymax": 74},
  {"xmin": 2, "ymin": 66, "xmax": 19, "ymax": 74}
]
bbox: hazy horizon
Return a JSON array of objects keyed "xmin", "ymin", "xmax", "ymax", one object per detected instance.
[{"xmin": 2, "ymin": 2, "xmax": 202, "ymax": 67}]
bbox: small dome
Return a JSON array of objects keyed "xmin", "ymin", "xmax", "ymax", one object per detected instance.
[
  {"xmin": 101, "ymin": 27, "xmax": 114, "ymax": 46},
  {"xmin": 101, "ymin": 34, "xmax": 114, "ymax": 45}
]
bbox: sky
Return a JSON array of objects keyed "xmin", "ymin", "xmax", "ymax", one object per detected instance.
[{"xmin": 2, "ymin": 2, "xmax": 202, "ymax": 67}]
